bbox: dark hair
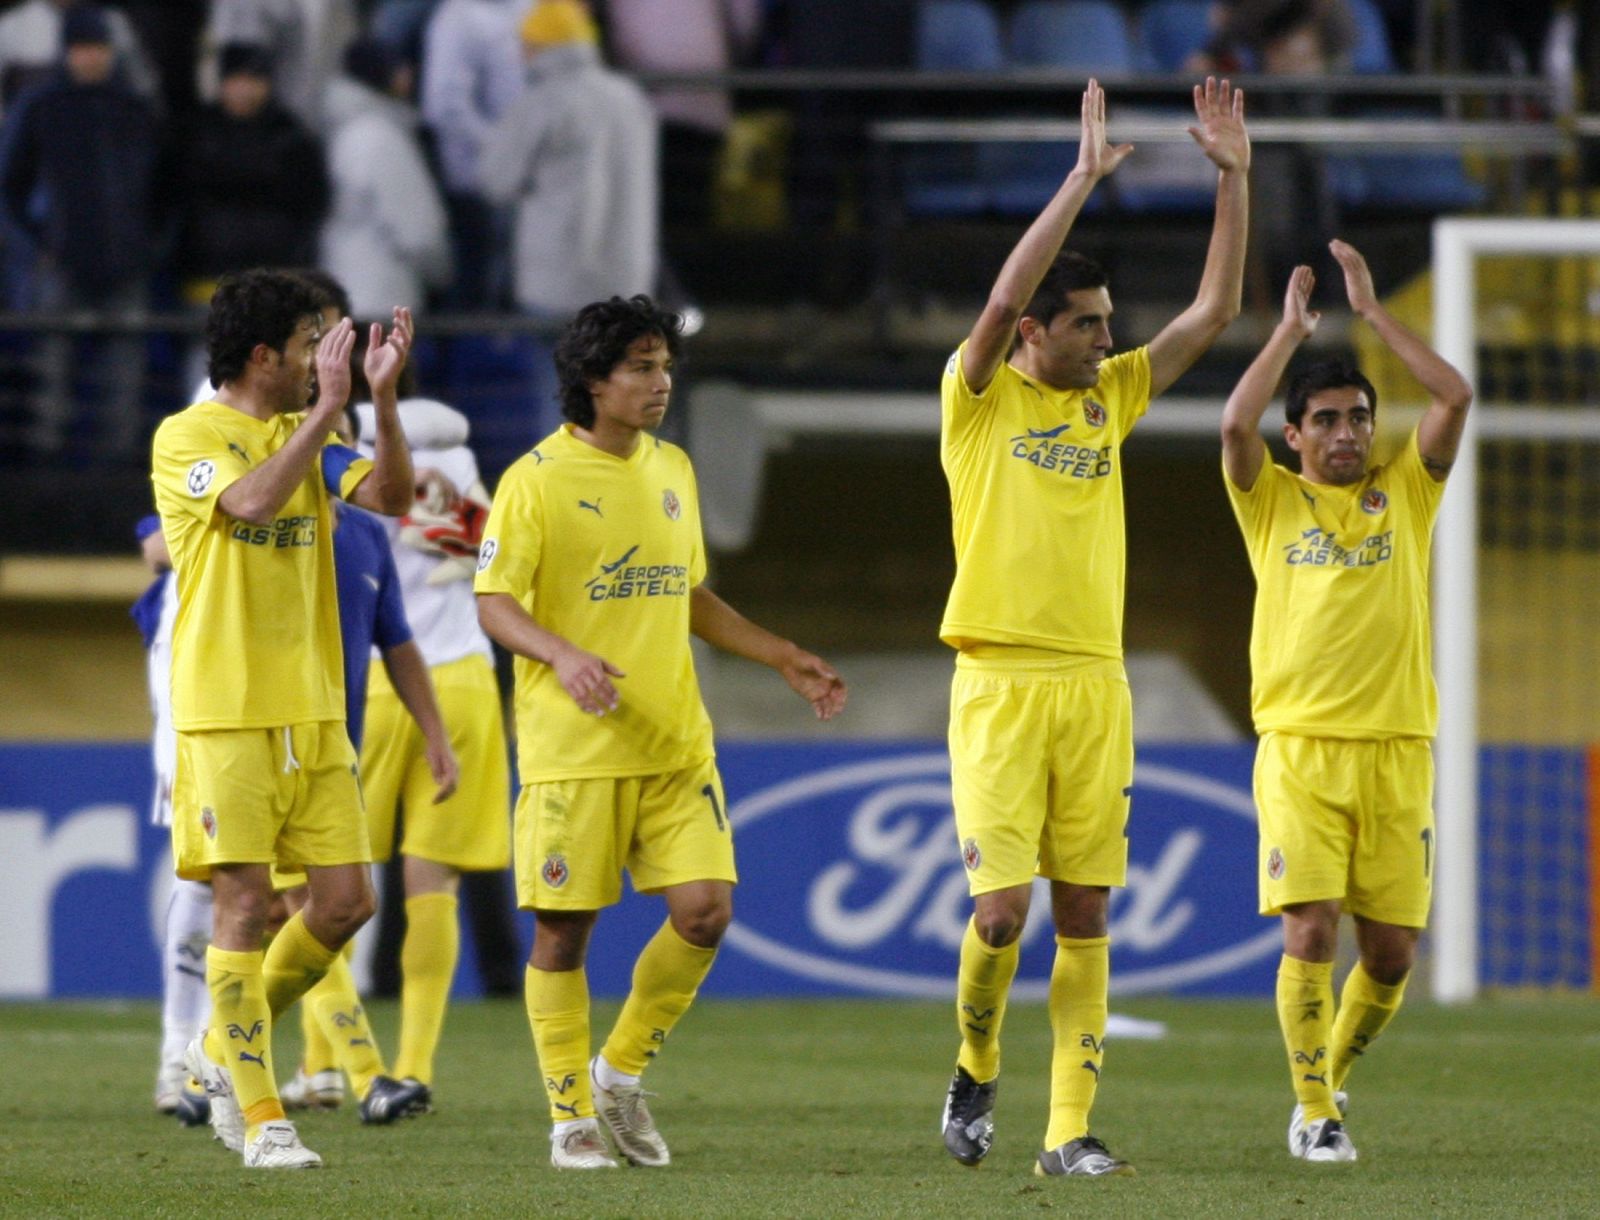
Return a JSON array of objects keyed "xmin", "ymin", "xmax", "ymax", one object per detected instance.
[
  {"xmin": 206, "ymin": 269, "xmax": 322, "ymax": 387},
  {"xmin": 554, "ymin": 295, "xmax": 684, "ymax": 428},
  {"xmin": 343, "ymin": 404, "xmax": 360, "ymax": 443},
  {"xmin": 218, "ymin": 41, "xmax": 273, "ymax": 79},
  {"xmin": 293, "ymin": 267, "xmax": 352, "ymax": 321},
  {"xmin": 1011, "ymin": 250, "xmax": 1111, "ymax": 353},
  {"xmin": 1284, "ymin": 357, "xmax": 1378, "ymax": 427},
  {"xmin": 344, "ymin": 37, "xmax": 403, "ymax": 92}
]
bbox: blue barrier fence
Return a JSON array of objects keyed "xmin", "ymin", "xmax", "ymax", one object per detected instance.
[{"xmin": 0, "ymin": 740, "xmax": 1589, "ymax": 999}]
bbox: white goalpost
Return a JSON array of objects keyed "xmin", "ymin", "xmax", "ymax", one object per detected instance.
[{"xmin": 1430, "ymin": 217, "xmax": 1600, "ymax": 1002}]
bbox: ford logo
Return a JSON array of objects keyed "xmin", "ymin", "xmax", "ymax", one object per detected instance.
[{"xmin": 722, "ymin": 747, "xmax": 1279, "ymax": 997}]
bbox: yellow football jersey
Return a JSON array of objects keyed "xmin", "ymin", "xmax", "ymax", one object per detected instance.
[
  {"xmin": 151, "ymin": 400, "xmax": 373, "ymax": 731},
  {"xmin": 475, "ymin": 426, "xmax": 713, "ymax": 781},
  {"xmin": 1225, "ymin": 430, "xmax": 1445, "ymax": 739},
  {"xmin": 940, "ymin": 342, "xmax": 1152, "ymax": 656}
]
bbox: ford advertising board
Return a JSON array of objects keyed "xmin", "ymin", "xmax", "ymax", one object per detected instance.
[{"xmin": 1, "ymin": 740, "xmax": 1282, "ymax": 999}]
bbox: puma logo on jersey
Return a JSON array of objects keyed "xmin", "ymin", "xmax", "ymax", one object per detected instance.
[{"xmin": 579, "ymin": 498, "xmax": 603, "ymax": 517}]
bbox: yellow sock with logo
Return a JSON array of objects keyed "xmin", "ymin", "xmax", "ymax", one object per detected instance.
[
  {"xmin": 394, "ymin": 892, "xmax": 459, "ymax": 1085},
  {"xmin": 1330, "ymin": 961, "xmax": 1408, "ymax": 1092},
  {"xmin": 1044, "ymin": 935, "xmax": 1109, "ymax": 1148},
  {"xmin": 599, "ymin": 921, "xmax": 717, "ymax": 1076},
  {"xmin": 954, "ymin": 918, "xmax": 1019, "ymax": 1083},
  {"xmin": 307, "ymin": 953, "xmax": 388, "ymax": 1100},
  {"xmin": 205, "ymin": 945, "xmax": 283, "ymax": 1138},
  {"xmin": 526, "ymin": 965, "xmax": 593, "ymax": 1122},
  {"xmin": 262, "ymin": 911, "xmax": 338, "ymax": 1019},
  {"xmin": 298, "ymin": 943, "xmax": 348, "ymax": 1076},
  {"xmin": 1277, "ymin": 954, "xmax": 1339, "ymax": 1122}
]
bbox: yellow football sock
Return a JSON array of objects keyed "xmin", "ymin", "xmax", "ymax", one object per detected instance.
[
  {"xmin": 1044, "ymin": 935, "xmax": 1109, "ymax": 1148},
  {"xmin": 298, "ymin": 943, "xmax": 348, "ymax": 1075},
  {"xmin": 1330, "ymin": 961, "xmax": 1408, "ymax": 1091},
  {"xmin": 300, "ymin": 1002, "xmax": 335, "ymax": 1074},
  {"xmin": 953, "ymin": 918, "xmax": 1019, "ymax": 1083},
  {"xmin": 308, "ymin": 954, "xmax": 387, "ymax": 1099},
  {"xmin": 1277, "ymin": 954, "xmax": 1339, "ymax": 1123},
  {"xmin": 262, "ymin": 911, "xmax": 338, "ymax": 1019},
  {"xmin": 205, "ymin": 945, "xmax": 283, "ymax": 1137},
  {"xmin": 526, "ymin": 965, "xmax": 593, "ymax": 1122},
  {"xmin": 393, "ymin": 892, "xmax": 459, "ymax": 1085},
  {"xmin": 599, "ymin": 921, "xmax": 717, "ymax": 1076}
]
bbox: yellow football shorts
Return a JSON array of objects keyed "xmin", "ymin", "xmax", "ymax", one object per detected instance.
[
  {"xmin": 948, "ymin": 651, "xmax": 1133, "ymax": 896},
  {"xmin": 172, "ymin": 722, "xmax": 369, "ymax": 882},
  {"xmin": 513, "ymin": 757, "xmax": 737, "ymax": 911},
  {"xmin": 1254, "ymin": 731, "xmax": 1434, "ymax": 927},
  {"xmin": 360, "ymin": 654, "xmax": 512, "ymax": 871}
]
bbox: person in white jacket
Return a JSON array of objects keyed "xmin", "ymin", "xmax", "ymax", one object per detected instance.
[
  {"xmin": 320, "ymin": 38, "xmax": 451, "ymax": 317},
  {"xmin": 478, "ymin": 0, "xmax": 658, "ymax": 438},
  {"xmin": 479, "ymin": 1, "xmax": 657, "ymax": 316}
]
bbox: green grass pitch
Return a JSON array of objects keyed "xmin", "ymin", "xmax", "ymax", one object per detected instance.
[{"xmin": 1, "ymin": 993, "xmax": 1594, "ymax": 1217}]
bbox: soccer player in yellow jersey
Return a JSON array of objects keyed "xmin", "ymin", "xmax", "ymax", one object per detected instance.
[
  {"xmin": 476, "ymin": 295, "xmax": 847, "ymax": 1170},
  {"xmin": 1220, "ymin": 242, "xmax": 1472, "ymax": 1163},
  {"xmin": 938, "ymin": 78, "xmax": 1250, "ymax": 1178},
  {"xmin": 151, "ymin": 269, "xmax": 416, "ymax": 1168}
]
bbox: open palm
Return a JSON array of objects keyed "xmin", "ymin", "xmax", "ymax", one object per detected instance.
[
  {"xmin": 363, "ymin": 307, "xmax": 414, "ymax": 399},
  {"xmin": 1188, "ymin": 77, "xmax": 1249, "ymax": 172}
]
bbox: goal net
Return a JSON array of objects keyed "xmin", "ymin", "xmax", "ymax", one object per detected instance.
[{"xmin": 1424, "ymin": 219, "xmax": 1600, "ymax": 1000}]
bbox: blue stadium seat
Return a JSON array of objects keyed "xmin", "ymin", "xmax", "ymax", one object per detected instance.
[
  {"xmin": 975, "ymin": 2, "xmax": 1131, "ymax": 215},
  {"xmin": 1327, "ymin": 102, "xmax": 1487, "ymax": 212},
  {"xmin": 903, "ymin": 0, "xmax": 1005, "ymax": 216},
  {"xmin": 1346, "ymin": 0, "xmax": 1396, "ymax": 73},
  {"xmin": 915, "ymin": 0, "xmax": 1004, "ymax": 70},
  {"xmin": 1329, "ymin": 149, "xmax": 1486, "ymax": 212},
  {"xmin": 1006, "ymin": 0, "xmax": 1134, "ymax": 72},
  {"xmin": 1136, "ymin": 0, "xmax": 1213, "ymax": 72}
]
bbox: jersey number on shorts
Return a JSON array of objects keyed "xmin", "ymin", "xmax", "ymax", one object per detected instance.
[
  {"xmin": 1419, "ymin": 827, "xmax": 1433, "ymax": 879},
  {"xmin": 701, "ymin": 783, "xmax": 725, "ymax": 832}
]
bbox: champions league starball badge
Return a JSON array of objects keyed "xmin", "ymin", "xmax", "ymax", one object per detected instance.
[{"xmin": 662, "ymin": 489, "xmax": 681, "ymax": 521}]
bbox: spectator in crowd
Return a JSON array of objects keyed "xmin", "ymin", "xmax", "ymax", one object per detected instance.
[
  {"xmin": 1189, "ymin": 0, "xmax": 1356, "ymax": 74},
  {"xmin": 480, "ymin": 0, "xmax": 658, "ymax": 437},
  {"xmin": 0, "ymin": 0, "xmax": 160, "ymax": 312},
  {"xmin": 0, "ymin": 5, "xmax": 162, "ymax": 460},
  {"xmin": 0, "ymin": 0, "xmax": 158, "ymax": 112},
  {"xmin": 320, "ymin": 37, "xmax": 451, "ymax": 317},
  {"xmin": 419, "ymin": 0, "xmax": 525, "ymax": 307},
  {"xmin": 177, "ymin": 42, "xmax": 329, "ymax": 302},
  {"xmin": 605, "ymin": 0, "xmax": 762, "ymax": 227},
  {"xmin": 208, "ymin": 0, "xmax": 359, "ymax": 130}
]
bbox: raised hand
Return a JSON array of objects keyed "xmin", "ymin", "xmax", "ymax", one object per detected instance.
[
  {"xmin": 552, "ymin": 640, "xmax": 625, "ymax": 716},
  {"xmin": 779, "ymin": 648, "xmax": 847, "ymax": 721},
  {"xmin": 1074, "ymin": 78, "xmax": 1134, "ymax": 181},
  {"xmin": 1329, "ymin": 238, "xmax": 1378, "ymax": 315},
  {"xmin": 363, "ymin": 306, "xmax": 414, "ymax": 402},
  {"xmin": 311, "ymin": 316, "xmax": 355, "ymax": 415},
  {"xmin": 1283, "ymin": 265, "xmax": 1320, "ymax": 340},
  {"xmin": 1187, "ymin": 76, "xmax": 1249, "ymax": 172}
]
